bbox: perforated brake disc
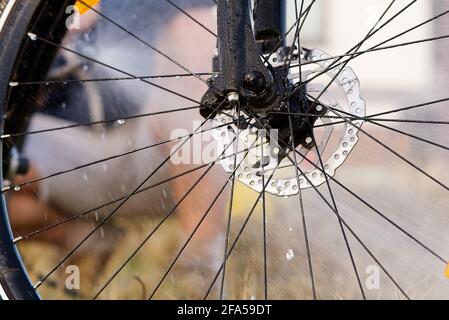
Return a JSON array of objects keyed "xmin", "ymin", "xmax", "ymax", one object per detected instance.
[{"xmin": 211, "ymin": 48, "xmax": 366, "ymax": 197}]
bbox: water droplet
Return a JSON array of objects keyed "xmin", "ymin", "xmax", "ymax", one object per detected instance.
[
  {"xmin": 288, "ymin": 226, "xmax": 293, "ymax": 232},
  {"xmin": 27, "ymin": 32, "xmax": 37, "ymax": 41},
  {"xmin": 14, "ymin": 186, "xmax": 21, "ymax": 192},
  {"xmin": 286, "ymin": 249, "xmax": 295, "ymax": 261},
  {"xmin": 175, "ymin": 75, "xmax": 181, "ymax": 79},
  {"xmin": 61, "ymin": 102, "xmax": 67, "ymax": 109},
  {"xmin": 9, "ymin": 82, "xmax": 19, "ymax": 87},
  {"xmin": 83, "ymin": 173, "xmax": 89, "ymax": 182},
  {"xmin": 117, "ymin": 119, "xmax": 125, "ymax": 125},
  {"xmin": 83, "ymin": 64, "xmax": 89, "ymax": 72},
  {"xmin": 102, "ymin": 164, "xmax": 108, "ymax": 172},
  {"xmin": 83, "ymin": 33, "xmax": 91, "ymax": 42}
]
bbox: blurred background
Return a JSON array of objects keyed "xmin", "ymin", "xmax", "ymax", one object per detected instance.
[{"xmin": 9, "ymin": 0, "xmax": 449, "ymax": 299}]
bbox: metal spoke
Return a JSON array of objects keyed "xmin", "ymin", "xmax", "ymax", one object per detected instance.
[
  {"xmin": 250, "ymin": 111, "xmax": 365, "ymax": 299},
  {"xmin": 203, "ymin": 161, "xmax": 282, "ymax": 300},
  {"xmin": 9, "ymin": 72, "xmax": 215, "ymax": 87},
  {"xmin": 288, "ymin": 34, "xmax": 449, "ymax": 69},
  {"xmin": 298, "ymin": 4, "xmax": 449, "ymax": 89},
  {"xmin": 94, "ymin": 132, "xmax": 246, "ymax": 299},
  {"xmin": 284, "ymin": 0, "xmax": 307, "ymax": 73},
  {"xmin": 1, "ymin": 105, "xmax": 204, "ymax": 139},
  {"xmin": 33, "ymin": 100, "xmax": 227, "ymax": 289},
  {"xmin": 269, "ymin": 111, "xmax": 449, "ymax": 126},
  {"xmin": 287, "ymin": 101, "xmax": 316, "ymax": 299},
  {"xmin": 252, "ymin": 114, "xmax": 410, "ymax": 300},
  {"xmin": 219, "ymin": 106, "xmax": 241, "ymax": 300},
  {"xmin": 77, "ymin": 0, "xmax": 214, "ymax": 88},
  {"xmin": 286, "ymin": 0, "xmax": 409, "ymax": 100},
  {"xmin": 29, "ymin": 34, "xmax": 204, "ymax": 106},
  {"xmin": 319, "ymin": 101, "xmax": 449, "ymax": 192},
  {"xmin": 283, "ymin": 106, "xmax": 449, "ymax": 266},
  {"xmin": 14, "ymin": 135, "xmax": 262, "ymax": 243},
  {"xmin": 261, "ymin": 129, "xmax": 268, "ymax": 300},
  {"xmin": 265, "ymin": 0, "xmax": 318, "ymax": 62},
  {"xmin": 311, "ymin": 126, "xmax": 366, "ymax": 299},
  {"xmin": 147, "ymin": 135, "xmax": 255, "ymax": 300},
  {"xmin": 2, "ymin": 120, "xmax": 236, "ymax": 193}
]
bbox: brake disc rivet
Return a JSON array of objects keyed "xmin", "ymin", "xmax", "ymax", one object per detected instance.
[{"xmin": 227, "ymin": 92, "xmax": 239, "ymax": 103}]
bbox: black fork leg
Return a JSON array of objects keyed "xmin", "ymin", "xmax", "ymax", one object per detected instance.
[
  {"xmin": 215, "ymin": 0, "xmax": 271, "ymax": 94},
  {"xmin": 253, "ymin": 0, "xmax": 282, "ymax": 53}
]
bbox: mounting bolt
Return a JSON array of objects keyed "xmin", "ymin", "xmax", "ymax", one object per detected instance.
[
  {"xmin": 305, "ymin": 137, "xmax": 313, "ymax": 145},
  {"xmin": 227, "ymin": 92, "xmax": 239, "ymax": 104},
  {"xmin": 243, "ymin": 71, "xmax": 266, "ymax": 94}
]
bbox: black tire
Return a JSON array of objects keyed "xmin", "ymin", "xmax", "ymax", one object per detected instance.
[{"xmin": 0, "ymin": 0, "xmax": 73, "ymax": 300}]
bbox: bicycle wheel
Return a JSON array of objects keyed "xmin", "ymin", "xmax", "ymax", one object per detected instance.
[{"xmin": 0, "ymin": 0, "xmax": 449, "ymax": 300}]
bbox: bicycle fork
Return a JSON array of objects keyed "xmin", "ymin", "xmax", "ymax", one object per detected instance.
[{"xmin": 201, "ymin": 0, "xmax": 286, "ymax": 116}]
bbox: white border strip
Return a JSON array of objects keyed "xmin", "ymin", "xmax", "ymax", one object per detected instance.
[{"xmin": 0, "ymin": 0, "xmax": 17, "ymax": 32}]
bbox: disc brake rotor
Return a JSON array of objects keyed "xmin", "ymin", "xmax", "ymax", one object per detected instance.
[{"xmin": 211, "ymin": 48, "xmax": 366, "ymax": 197}]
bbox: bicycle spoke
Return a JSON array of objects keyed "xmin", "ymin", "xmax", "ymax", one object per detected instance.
[
  {"xmin": 28, "ymin": 34, "xmax": 204, "ymax": 106},
  {"xmin": 203, "ymin": 161, "xmax": 282, "ymax": 300},
  {"xmin": 320, "ymin": 101, "xmax": 449, "ymax": 193},
  {"xmin": 298, "ymin": 5, "xmax": 449, "ymax": 88},
  {"xmin": 261, "ymin": 130, "xmax": 268, "ymax": 300},
  {"xmin": 1, "ymin": 105, "xmax": 204, "ymax": 139},
  {"xmin": 265, "ymin": 0, "xmax": 317, "ymax": 62},
  {"xmin": 311, "ymin": 126, "xmax": 366, "ymax": 300},
  {"xmin": 254, "ymin": 115, "xmax": 411, "ymax": 300},
  {"xmin": 9, "ymin": 72, "xmax": 215, "ymax": 87},
  {"xmin": 288, "ymin": 33, "xmax": 449, "ymax": 69},
  {"xmin": 2, "ymin": 120, "xmax": 236, "ymax": 193},
  {"xmin": 14, "ymin": 136, "xmax": 261, "ymax": 243},
  {"xmin": 283, "ymin": 109, "xmax": 449, "ymax": 266},
  {"xmin": 33, "ymin": 100, "xmax": 227, "ymax": 290},
  {"xmin": 94, "ymin": 133, "xmax": 245, "ymax": 299},
  {"xmin": 287, "ymin": 0, "xmax": 412, "ymax": 99},
  {"xmin": 250, "ymin": 111, "xmax": 365, "ymax": 299},
  {"xmin": 284, "ymin": 0, "xmax": 307, "ymax": 72},
  {"xmin": 291, "ymin": 140, "xmax": 448, "ymax": 266},
  {"xmin": 219, "ymin": 106, "xmax": 241, "ymax": 300},
  {"xmin": 269, "ymin": 111, "xmax": 449, "ymax": 126},
  {"xmin": 287, "ymin": 101, "xmax": 316, "ymax": 299},
  {"xmin": 147, "ymin": 136, "xmax": 255, "ymax": 300},
  {"xmin": 370, "ymin": 121, "xmax": 449, "ymax": 151},
  {"xmin": 306, "ymin": 90, "xmax": 449, "ymax": 145},
  {"xmin": 332, "ymin": 178, "xmax": 448, "ymax": 265},
  {"xmin": 311, "ymin": 97, "xmax": 449, "ymax": 129},
  {"xmin": 77, "ymin": 0, "xmax": 214, "ymax": 88}
]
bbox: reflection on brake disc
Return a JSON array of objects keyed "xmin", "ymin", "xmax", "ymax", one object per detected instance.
[{"xmin": 211, "ymin": 48, "xmax": 366, "ymax": 197}]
